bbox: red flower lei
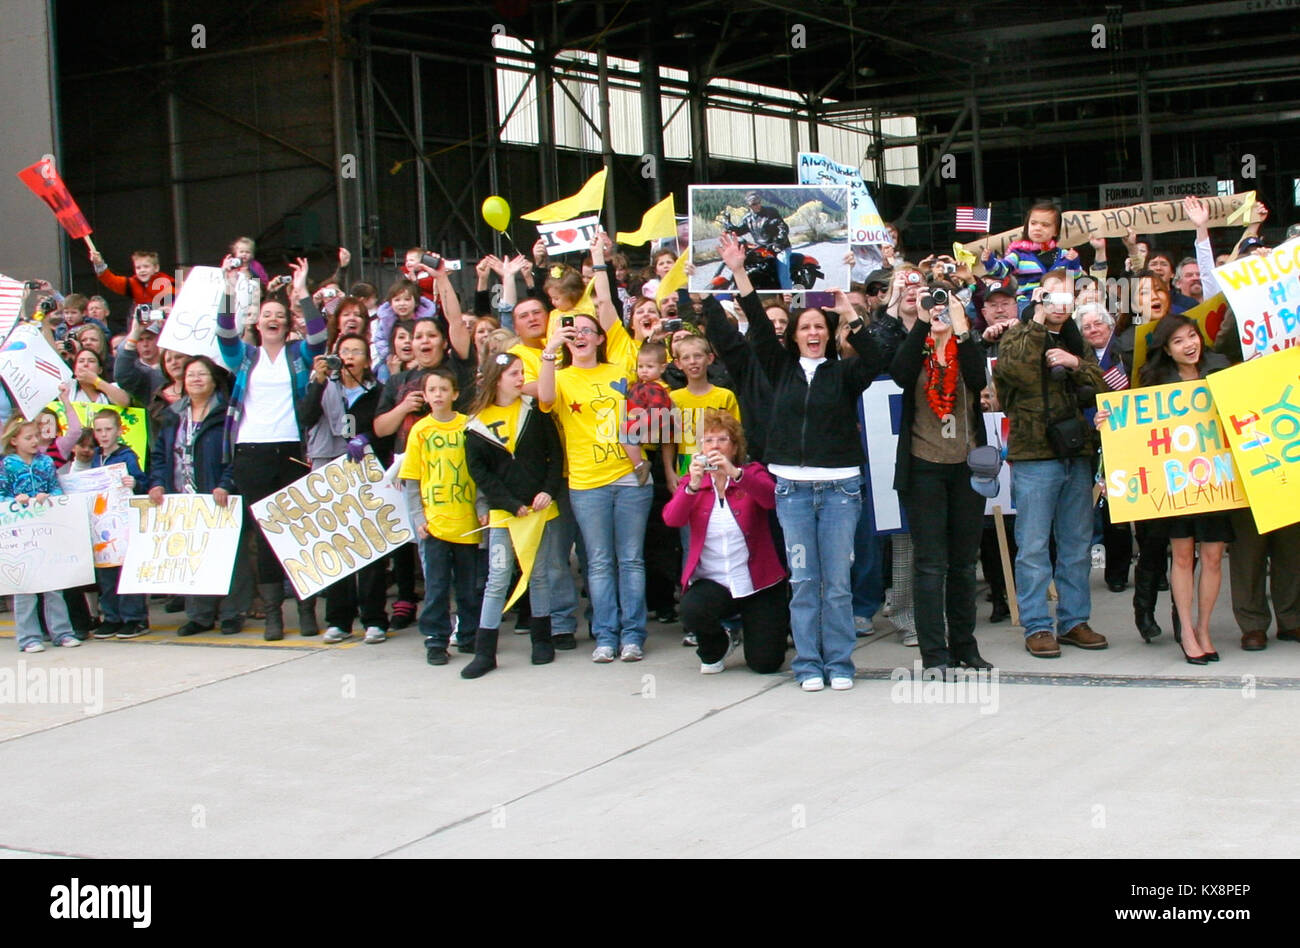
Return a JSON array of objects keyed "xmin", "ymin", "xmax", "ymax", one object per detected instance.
[{"xmin": 923, "ymin": 335, "xmax": 960, "ymax": 419}]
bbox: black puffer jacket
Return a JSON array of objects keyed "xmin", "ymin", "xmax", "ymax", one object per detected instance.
[{"xmin": 464, "ymin": 396, "xmax": 564, "ymax": 514}]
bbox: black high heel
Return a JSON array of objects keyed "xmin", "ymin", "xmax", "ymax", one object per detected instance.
[
  {"xmin": 1205, "ymin": 650, "xmax": 1220, "ymax": 662},
  {"xmin": 1180, "ymin": 641, "xmax": 1209, "ymax": 666}
]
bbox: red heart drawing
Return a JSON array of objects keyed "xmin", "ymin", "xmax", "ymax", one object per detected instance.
[
  {"xmin": 1206, "ymin": 303, "xmax": 1227, "ymax": 344},
  {"xmin": 556, "ymin": 229, "xmax": 579, "ymax": 243}
]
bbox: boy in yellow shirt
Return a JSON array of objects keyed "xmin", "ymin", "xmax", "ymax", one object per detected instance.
[
  {"xmin": 399, "ymin": 368, "xmax": 488, "ymax": 665},
  {"xmin": 661, "ymin": 334, "xmax": 741, "ymax": 493}
]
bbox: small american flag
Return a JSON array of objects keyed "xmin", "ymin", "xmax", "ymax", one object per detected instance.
[
  {"xmin": 1102, "ymin": 364, "xmax": 1130, "ymax": 391},
  {"xmin": 955, "ymin": 207, "xmax": 991, "ymax": 233},
  {"xmin": 34, "ymin": 357, "xmax": 64, "ymax": 379}
]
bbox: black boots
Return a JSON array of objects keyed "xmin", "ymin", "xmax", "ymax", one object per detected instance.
[
  {"xmin": 297, "ymin": 595, "xmax": 319, "ymax": 637},
  {"xmin": 989, "ymin": 594, "xmax": 1011, "ymax": 624},
  {"xmin": 530, "ymin": 616, "xmax": 555, "ymax": 665},
  {"xmin": 461, "ymin": 627, "xmax": 498, "ymax": 679},
  {"xmin": 259, "ymin": 582, "xmax": 285, "ymax": 641},
  {"xmin": 1133, "ymin": 568, "xmax": 1163, "ymax": 642}
]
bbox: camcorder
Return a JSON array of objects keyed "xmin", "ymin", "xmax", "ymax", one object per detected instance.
[
  {"xmin": 420, "ymin": 252, "xmax": 443, "ymax": 271},
  {"xmin": 921, "ymin": 287, "xmax": 949, "ymax": 312},
  {"xmin": 134, "ymin": 303, "xmax": 165, "ymax": 331}
]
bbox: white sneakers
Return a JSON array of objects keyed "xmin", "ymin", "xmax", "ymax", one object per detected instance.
[
  {"xmin": 364, "ymin": 626, "xmax": 387, "ymax": 644},
  {"xmin": 698, "ymin": 632, "xmax": 738, "ymax": 675},
  {"xmin": 592, "ymin": 646, "xmax": 616, "ymax": 663},
  {"xmin": 801, "ymin": 676, "xmax": 854, "ymax": 691},
  {"xmin": 323, "ymin": 626, "xmax": 353, "ymax": 643},
  {"xmin": 620, "ymin": 644, "xmax": 643, "ymax": 662}
]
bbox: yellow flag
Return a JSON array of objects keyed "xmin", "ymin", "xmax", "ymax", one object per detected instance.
[
  {"xmin": 616, "ymin": 194, "xmax": 676, "ymax": 245},
  {"xmin": 952, "ymin": 242, "xmax": 976, "ymax": 268},
  {"xmin": 522, "ymin": 168, "xmax": 608, "ymax": 223},
  {"xmin": 655, "ymin": 251, "xmax": 689, "ymax": 303},
  {"xmin": 480, "ymin": 508, "xmax": 552, "ymax": 612}
]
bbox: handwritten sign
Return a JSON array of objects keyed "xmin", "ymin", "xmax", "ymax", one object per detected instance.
[
  {"xmin": 250, "ymin": 453, "xmax": 414, "ymax": 599},
  {"xmin": 49, "ymin": 402, "xmax": 149, "ymax": 472},
  {"xmin": 159, "ymin": 266, "xmax": 226, "ymax": 361},
  {"xmin": 797, "ymin": 152, "xmax": 891, "ymax": 247},
  {"xmin": 117, "ymin": 495, "xmax": 243, "ymax": 595},
  {"xmin": 16, "ymin": 157, "xmax": 93, "ymax": 240},
  {"xmin": 1212, "ymin": 236, "xmax": 1300, "ymax": 362},
  {"xmin": 536, "ymin": 215, "xmax": 601, "ymax": 256},
  {"xmin": 1096, "ymin": 380, "xmax": 1248, "ymax": 523},
  {"xmin": 0, "ymin": 324, "xmax": 74, "ymax": 419},
  {"xmin": 963, "ymin": 191, "xmax": 1256, "ymax": 257},
  {"xmin": 1205, "ymin": 346, "xmax": 1300, "ymax": 534},
  {"xmin": 59, "ymin": 463, "xmax": 132, "ymax": 567},
  {"xmin": 0, "ymin": 495, "xmax": 94, "ymax": 594}
]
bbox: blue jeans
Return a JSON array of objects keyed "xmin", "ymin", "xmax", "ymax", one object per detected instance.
[
  {"xmin": 775, "ymin": 475, "xmax": 862, "ymax": 682},
  {"xmin": 479, "ymin": 519, "xmax": 564, "ymax": 631},
  {"xmin": 548, "ymin": 488, "xmax": 580, "ymax": 635},
  {"xmin": 15, "ymin": 593, "xmax": 74, "ymax": 648},
  {"xmin": 568, "ymin": 479, "xmax": 653, "ymax": 649},
  {"xmin": 96, "ymin": 566, "xmax": 146, "ymax": 623},
  {"xmin": 418, "ymin": 536, "xmax": 482, "ymax": 648},
  {"xmin": 1011, "ymin": 458, "xmax": 1093, "ymax": 636},
  {"xmin": 851, "ymin": 485, "xmax": 885, "ymax": 619}
]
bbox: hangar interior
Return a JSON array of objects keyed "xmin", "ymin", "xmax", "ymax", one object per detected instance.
[{"xmin": 49, "ymin": 0, "xmax": 1300, "ymax": 291}]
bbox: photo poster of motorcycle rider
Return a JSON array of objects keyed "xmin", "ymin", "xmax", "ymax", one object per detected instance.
[{"xmin": 687, "ymin": 185, "xmax": 851, "ymax": 294}]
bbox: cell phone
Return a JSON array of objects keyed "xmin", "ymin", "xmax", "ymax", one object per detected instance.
[
  {"xmin": 420, "ymin": 253, "xmax": 442, "ymax": 270},
  {"xmin": 23, "ymin": 280, "xmax": 42, "ymax": 289},
  {"xmin": 560, "ymin": 315, "xmax": 575, "ymax": 329}
]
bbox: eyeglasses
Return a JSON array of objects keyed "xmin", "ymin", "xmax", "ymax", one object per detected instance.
[{"xmin": 573, "ymin": 328, "xmax": 600, "ymax": 337}]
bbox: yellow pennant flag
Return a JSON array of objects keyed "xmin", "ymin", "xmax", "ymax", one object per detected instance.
[
  {"xmin": 522, "ymin": 168, "xmax": 608, "ymax": 223},
  {"xmin": 952, "ymin": 242, "xmax": 976, "ymax": 269},
  {"xmin": 655, "ymin": 251, "xmax": 689, "ymax": 303},
  {"xmin": 485, "ymin": 508, "xmax": 553, "ymax": 612},
  {"xmin": 616, "ymin": 194, "xmax": 676, "ymax": 246}
]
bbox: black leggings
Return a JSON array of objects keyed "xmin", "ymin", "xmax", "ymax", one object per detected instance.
[
  {"xmin": 679, "ymin": 579, "xmax": 790, "ymax": 673},
  {"xmin": 233, "ymin": 441, "xmax": 306, "ymax": 585}
]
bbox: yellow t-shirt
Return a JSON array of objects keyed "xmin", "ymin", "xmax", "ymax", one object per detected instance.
[
  {"xmin": 544, "ymin": 362, "xmax": 634, "ymax": 490},
  {"xmin": 473, "ymin": 400, "xmax": 560, "ymax": 525},
  {"xmin": 670, "ymin": 385, "xmax": 742, "ymax": 475},
  {"xmin": 398, "ymin": 412, "xmax": 479, "ymax": 544},
  {"xmin": 521, "ymin": 317, "xmax": 639, "ymax": 384},
  {"xmin": 512, "ymin": 343, "xmax": 545, "ymax": 385}
]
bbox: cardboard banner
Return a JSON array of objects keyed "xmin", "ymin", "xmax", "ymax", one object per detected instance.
[
  {"xmin": 250, "ymin": 453, "xmax": 414, "ymax": 599},
  {"xmin": 963, "ymin": 191, "xmax": 1256, "ymax": 257},
  {"xmin": 0, "ymin": 323, "xmax": 74, "ymax": 418},
  {"xmin": 58, "ymin": 464, "xmax": 132, "ymax": 567},
  {"xmin": 536, "ymin": 215, "xmax": 601, "ymax": 256},
  {"xmin": 158, "ymin": 266, "xmax": 227, "ymax": 361},
  {"xmin": 1205, "ymin": 346, "xmax": 1300, "ymax": 534},
  {"xmin": 1129, "ymin": 293, "xmax": 1228, "ymax": 386},
  {"xmin": 0, "ymin": 494, "xmax": 95, "ymax": 594},
  {"xmin": 117, "ymin": 495, "xmax": 243, "ymax": 595},
  {"xmin": 49, "ymin": 402, "xmax": 149, "ymax": 472},
  {"xmin": 796, "ymin": 152, "xmax": 891, "ymax": 247},
  {"xmin": 1211, "ymin": 236, "xmax": 1300, "ymax": 362},
  {"xmin": 1096, "ymin": 380, "xmax": 1248, "ymax": 523},
  {"xmin": 16, "ymin": 157, "xmax": 93, "ymax": 240}
]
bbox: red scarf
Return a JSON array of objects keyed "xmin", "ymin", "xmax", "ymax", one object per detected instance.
[{"xmin": 923, "ymin": 335, "xmax": 960, "ymax": 419}]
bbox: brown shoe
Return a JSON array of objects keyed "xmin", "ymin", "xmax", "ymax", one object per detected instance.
[
  {"xmin": 1059, "ymin": 622, "xmax": 1108, "ymax": 649},
  {"xmin": 1276, "ymin": 629, "xmax": 1300, "ymax": 643},
  {"xmin": 1241, "ymin": 629, "xmax": 1268, "ymax": 651},
  {"xmin": 1025, "ymin": 630, "xmax": 1061, "ymax": 658}
]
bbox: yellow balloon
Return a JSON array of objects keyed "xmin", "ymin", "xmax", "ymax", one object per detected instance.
[{"xmin": 482, "ymin": 196, "xmax": 511, "ymax": 232}]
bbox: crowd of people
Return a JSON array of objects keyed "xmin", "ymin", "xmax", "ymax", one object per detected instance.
[{"xmin": 5, "ymin": 193, "xmax": 1299, "ymax": 685}]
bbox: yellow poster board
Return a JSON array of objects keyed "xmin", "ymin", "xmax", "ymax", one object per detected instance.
[
  {"xmin": 1096, "ymin": 379, "xmax": 1248, "ymax": 523},
  {"xmin": 1204, "ymin": 346, "xmax": 1300, "ymax": 534},
  {"xmin": 49, "ymin": 401, "xmax": 150, "ymax": 471}
]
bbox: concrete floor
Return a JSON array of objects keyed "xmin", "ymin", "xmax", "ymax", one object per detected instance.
[{"xmin": 2, "ymin": 573, "xmax": 1298, "ymax": 859}]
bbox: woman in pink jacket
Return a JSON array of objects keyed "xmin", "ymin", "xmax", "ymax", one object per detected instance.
[{"xmin": 663, "ymin": 409, "xmax": 790, "ymax": 674}]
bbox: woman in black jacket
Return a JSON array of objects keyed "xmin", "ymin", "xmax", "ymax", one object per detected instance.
[
  {"xmin": 715, "ymin": 234, "xmax": 886, "ymax": 692},
  {"xmin": 298, "ymin": 332, "xmax": 386, "ymax": 644},
  {"xmin": 146, "ymin": 356, "xmax": 250, "ymax": 636},
  {"xmin": 890, "ymin": 285, "xmax": 992, "ymax": 674},
  {"xmin": 461, "ymin": 351, "xmax": 566, "ymax": 678}
]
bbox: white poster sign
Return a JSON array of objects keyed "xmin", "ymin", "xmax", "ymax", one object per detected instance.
[
  {"xmin": 250, "ymin": 453, "xmax": 414, "ymax": 599},
  {"xmin": 537, "ymin": 215, "xmax": 601, "ymax": 256},
  {"xmin": 59, "ymin": 463, "xmax": 132, "ymax": 568},
  {"xmin": 117, "ymin": 494, "xmax": 244, "ymax": 595},
  {"xmin": 158, "ymin": 265, "xmax": 226, "ymax": 361},
  {"xmin": 0, "ymin": 323, "xmax": 73, "ymax": 418},
  {"xmin": 0, "ymin": 494, "xmax": 94, "ymax": 594}
]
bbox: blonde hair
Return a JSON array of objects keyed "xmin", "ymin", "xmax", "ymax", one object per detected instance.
[{"xmin": 1, "ymin": 416, "xmax": 38, "ymax": 454}]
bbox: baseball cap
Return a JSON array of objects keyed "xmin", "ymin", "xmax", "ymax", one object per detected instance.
[
  {"xmin": 1237, "ymin": 236, "xmax": 1266, "ymax": 256},
  {"xmin": 864, "ymin": 269, "xmax": 891, "ymax": 291},
  {"xmin": 984, "ymin": 276, "xmax": 1018, "ymax": 299}
]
